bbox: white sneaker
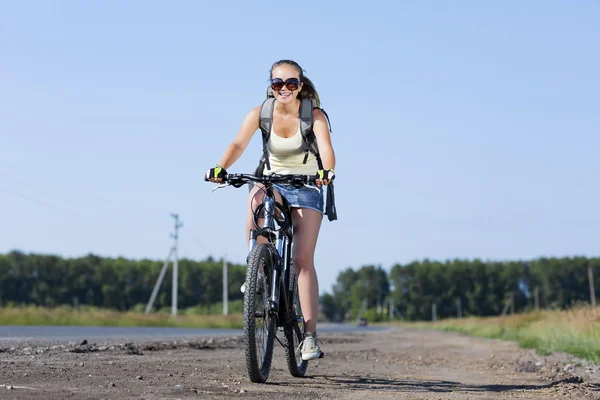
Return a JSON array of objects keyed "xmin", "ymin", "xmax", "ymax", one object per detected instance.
[
  {"xmin": 240, "ymin": 282, "xmax": 246, "ymax": 293},
  {"xmin": 301, "ymin": 333, "xmax": 323, "ymax": 360}
]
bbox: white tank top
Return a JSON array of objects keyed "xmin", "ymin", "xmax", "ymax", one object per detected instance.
[{"xmin": 263, "ymin": 125, "xmax": 318, "ymax": 176}]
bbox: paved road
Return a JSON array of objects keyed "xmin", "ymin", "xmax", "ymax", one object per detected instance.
[{"xmin": 0, "ymin": 323, "xmax": 388, "ymax": 342}]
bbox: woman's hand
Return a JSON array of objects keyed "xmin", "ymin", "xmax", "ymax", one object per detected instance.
[
  {"xmin": 315, "ymin": 169, "xmax": 335, "ymax": 186},
  {"xmin": 205, "ymin": 165, "xmax": 227, "ymax": 183}
]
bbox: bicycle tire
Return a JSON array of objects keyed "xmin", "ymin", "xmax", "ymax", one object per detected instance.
[
  {"xmin": 243, "ymin": 243, "xmax": 276, "ymax": 383},
  {"xmin": 283, "ymin": 263, "xmax": 308, "ymax": 377}
]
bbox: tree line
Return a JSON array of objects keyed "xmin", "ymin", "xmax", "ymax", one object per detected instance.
[
  {"xmin": 320, "ymin": 256, "xmax": 600, "ymax": 322},
  {"xmin": 1, "ymin": 251, "xmax": 599, "ymax": 321},
  {"xmin": 0, "ymin": 251, "xmax": 246, "ymax": 312}
]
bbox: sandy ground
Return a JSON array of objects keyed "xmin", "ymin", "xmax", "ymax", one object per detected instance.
[{"xmin": 1, "ymin": 328, "xmax": 599, "ymax": 399}]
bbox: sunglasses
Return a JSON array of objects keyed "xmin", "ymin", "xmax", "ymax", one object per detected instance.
[{"xmin": 270, "ymin": 78, "xmax": 302, "ymax": 91}]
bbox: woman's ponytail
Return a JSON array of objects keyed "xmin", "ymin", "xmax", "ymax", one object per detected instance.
[{"xmin": 298, "ymin": 75, "xmax": 320, "ymax": 108}]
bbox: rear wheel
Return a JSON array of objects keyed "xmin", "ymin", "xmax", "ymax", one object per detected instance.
[
  {"xmin": 283, "ymin": 263, "xmax": 308, "ymax": 377},
  {"xmin": 243, "ymin": 243, "xmax": 276, "ymax": 383}
]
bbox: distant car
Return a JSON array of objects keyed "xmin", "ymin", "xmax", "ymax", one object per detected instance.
[{"xmin": 356, "ymin": 317, "xmax": 368, "ymax": 327}]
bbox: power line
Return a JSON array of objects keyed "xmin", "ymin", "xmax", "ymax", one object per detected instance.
[
  {"xmin": 0, "ymin": 172, "xmax": 95, "ymax": 209},
  {"xmin": 0, "ymin": 171, "xmax": 119, "ymax": 218},
  {"xmin": 0, "ymin": 169, "xmax": 171, "ymax": 220},
  {"xmin": 0, "ymin": 166, "xmax": 165, "ymax": 217},
  {"xmin": 0, "ymin": 164, "xmax": 117, "ymax": 207},
  {"xmin": 0, "ymin": 184, "xmax": 75, "ymax": 214}
]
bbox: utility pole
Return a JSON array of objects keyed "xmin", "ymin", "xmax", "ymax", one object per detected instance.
[
  {"xmin": 589, "ymin": 266, "xmax": 596, "ymax": 308},
  {"xmin": 223, "ymin": 256, "xmax": 228, "ymax": 315},
  {"xmin": 145, "ymin": 213, "xmax": 183, "ymax": 315},
  {"xmin": 170, "ymin": 213, "xmax": 183, "ymax": 316}
]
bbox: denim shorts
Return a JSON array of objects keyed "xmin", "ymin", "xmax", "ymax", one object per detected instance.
[{"xmin": 273, "ymin": 183, "xmax": 324, "ymax": 215}]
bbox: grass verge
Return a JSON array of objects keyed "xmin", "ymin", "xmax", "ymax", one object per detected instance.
[
  {"xmin": 0, "ymin": 305, "xmax": 243, "ymax": 329},
  {"xmin": 394, "ymin": 305, "xmax": 600, "ymax": 364}
]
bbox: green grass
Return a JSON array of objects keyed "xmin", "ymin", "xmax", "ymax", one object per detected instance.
[
  {"xmin": 394, "ymin": 305, "xmax": 600, "ymax": 364},
  {"xmin": 0, "ymin": 305, "xmax": 243, "ymax": 329}
]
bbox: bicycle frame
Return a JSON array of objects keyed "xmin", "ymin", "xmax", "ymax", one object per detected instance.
[
  {"xmin": 208, "ymin": 172, "xmax": 314, "ymax": 382},
  {"xmin": 247, "ymin": 184, "xmax": 297, "ymax": 327}
]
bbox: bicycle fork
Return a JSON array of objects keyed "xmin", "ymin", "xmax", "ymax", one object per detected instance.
[
  {"xmin": 265, "ymin": 197, "xmax": 291, "ymax": 322},
  {"xmin": 247, "ymin": 196, "xmax": 295, "ymax": 324}
]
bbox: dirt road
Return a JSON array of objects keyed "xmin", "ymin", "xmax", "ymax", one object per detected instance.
[{"xmin": 1, "ymin": 328, "xmax": 599, "ymax": 399}]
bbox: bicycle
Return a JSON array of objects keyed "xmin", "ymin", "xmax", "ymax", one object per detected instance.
[{"xmin": 205, "ymin": 173, "xmax": 323, "ymax": 383}]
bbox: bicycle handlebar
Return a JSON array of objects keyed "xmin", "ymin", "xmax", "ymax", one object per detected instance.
[{"xmin": 205, "ymin": 173, "xmax": 323, "ymax": 189}]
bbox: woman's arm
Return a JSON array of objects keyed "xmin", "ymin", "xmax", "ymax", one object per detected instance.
[
  {"xmin": 312, "ymin": 108, "xmax": 336, "ymax": 184},
  {"xmin": 217, "ymin": 105, "xmax": 261, "ymax": 170}
]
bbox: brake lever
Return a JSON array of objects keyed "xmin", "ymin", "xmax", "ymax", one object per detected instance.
[{"xmin": 211, "ymin": 183, "xmax": 230, "ymax": 193}]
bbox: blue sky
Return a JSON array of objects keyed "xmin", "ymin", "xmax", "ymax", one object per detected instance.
[{"xmin": 1, "ymin": 1, "xmax": 599, "ymax": 294}]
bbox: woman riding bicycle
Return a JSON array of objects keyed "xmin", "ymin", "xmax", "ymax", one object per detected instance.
[{"xmin": 206, "ymin": 59, "xmax": 336, "ymax": 360}]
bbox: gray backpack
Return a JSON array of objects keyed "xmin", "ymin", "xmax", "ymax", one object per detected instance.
[{"xmin": 254, "ymin": 96, "xmax": 337, "ymax": 221}]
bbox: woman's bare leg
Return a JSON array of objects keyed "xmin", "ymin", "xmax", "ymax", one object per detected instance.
[{"xmin": 291, "ymin": 208, "xmax": 323, "ymax": 333}]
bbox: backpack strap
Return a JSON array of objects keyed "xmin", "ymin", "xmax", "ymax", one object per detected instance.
[
  {"xmin": 259, "ymin": 97, "xmax": 276, "ymax": 171},
  {"xmin": 325, "ymin": 180, "xmax": 337, "ymax": 221},
  {"xmin": 319, "ymin": 107, "xmax": 333, "ymax": 133},
  {"xmin": 298, "ymin": 98, "xmax": 337, "ymax": 221},
  {"xmin": 299, "ymin": 98, "xmax": 324, "ymax": 169}
]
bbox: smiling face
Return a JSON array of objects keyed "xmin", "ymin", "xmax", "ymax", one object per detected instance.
[{"xmin": 270, "ymin": 64, "xmax": 303, "ymax": 105}]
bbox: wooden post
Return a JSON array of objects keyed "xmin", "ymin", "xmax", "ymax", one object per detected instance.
[
  {"xmin": 589, "ymin": 266, "xmax": 597, "ymax": 307},
  {"xmin": 510, "ymin": 293, "xmax": 515, "ymax": 315},
  {"xmin": 432, "ymin": 303, "xmax": 437, "ymax": 322},
  {"xmin": 534, "ymin": 287, "xmax": 539, "ymax": 311},
  {"xmin": 456, "ymin": 297, "xmax": 462, "ymax": 319},
  {"xmin": 223, "ymin": 258, "xmax": 229, "ymax": 315}
]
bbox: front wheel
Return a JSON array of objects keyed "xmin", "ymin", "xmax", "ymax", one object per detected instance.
[
  {"xmin": 243, "ymin": 243, "xmax": 276, "ymax": 383},
  {"xmin": 283, "ymin": 264, "xmax": 308, "ymax": 377}
]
